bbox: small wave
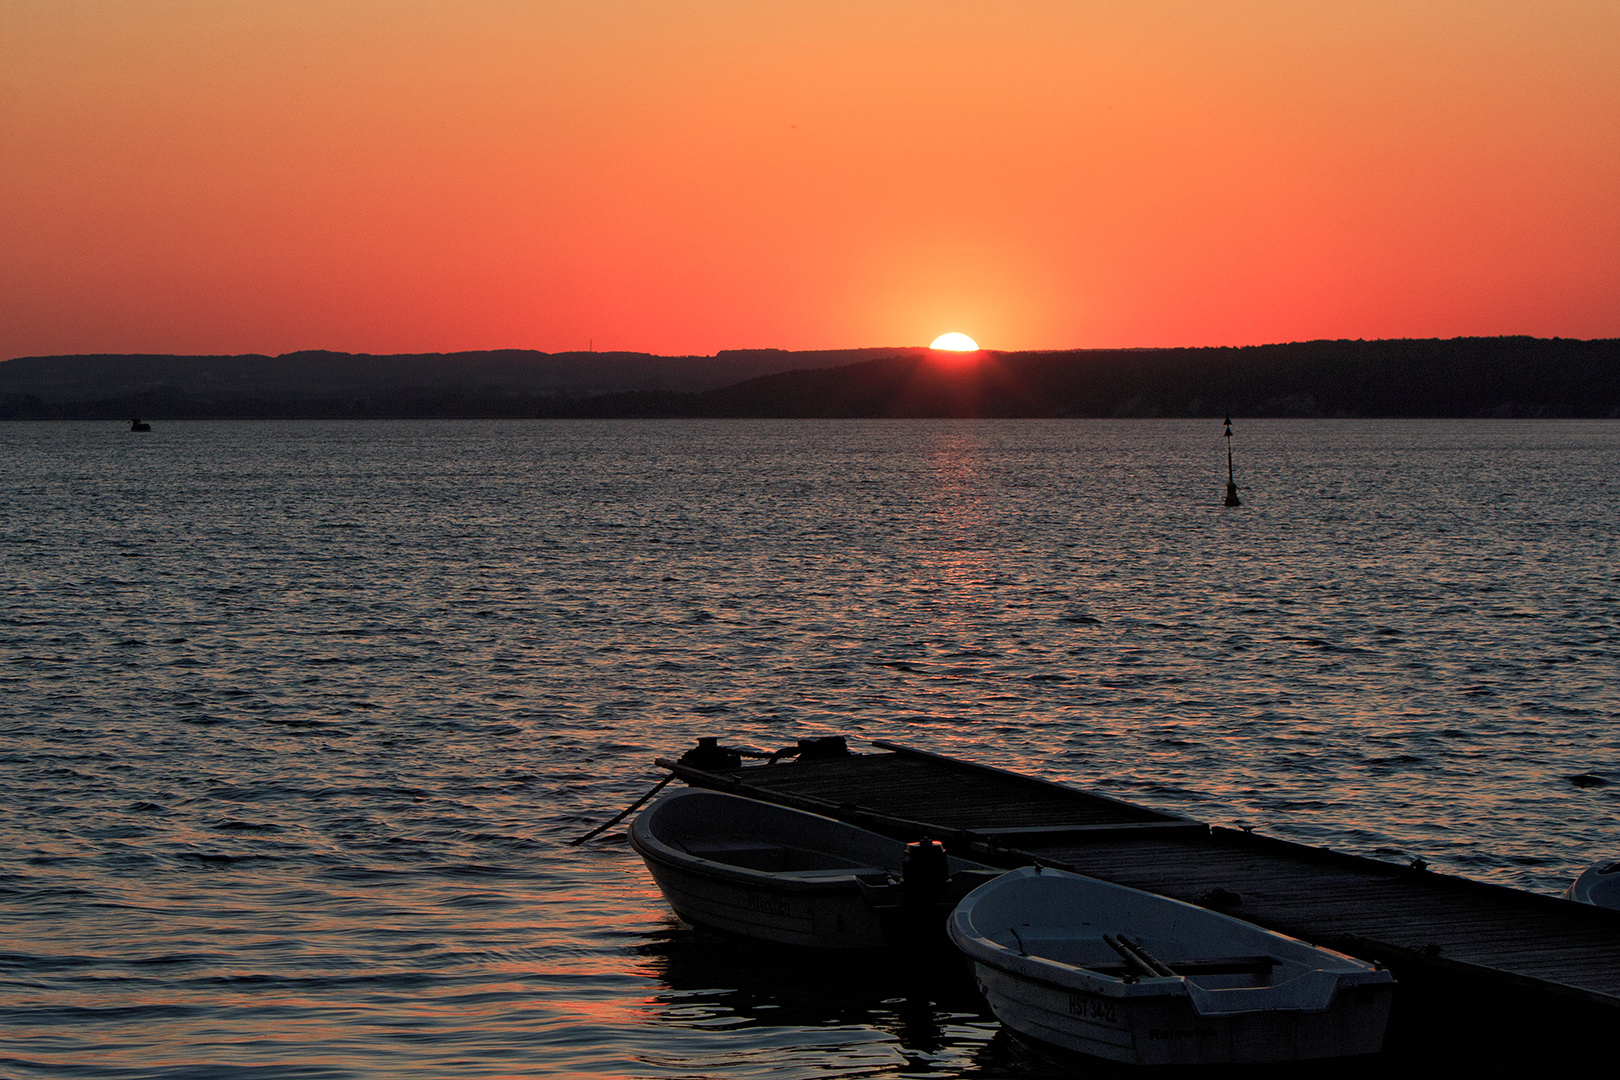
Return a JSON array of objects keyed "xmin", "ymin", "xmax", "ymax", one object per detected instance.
[
  {"xmin": 175, "ymin": 852, "xmax": 283, "ymax": 865},
  {"xmin": 131, "ymin": 952, "xmax": 221, "ymax": 967},
  {"xmin": 431, "ymin": 862, "xmax": 523, "ymax": 878},
  {"xmin": 211, "ymin": 820, "xmax": 284, "ymax": 832},
  {"xmin": 312, "ymin": 865, "xmax": 414, "ymax": 883}
]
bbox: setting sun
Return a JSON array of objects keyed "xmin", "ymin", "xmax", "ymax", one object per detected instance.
[{"xmin": 930, "ymin": 333, "xmax": 979, "ymax": 351}]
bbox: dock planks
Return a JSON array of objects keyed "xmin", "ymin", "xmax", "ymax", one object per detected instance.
[{"xmin": 655, "ymin": 739, "xmax": 1620, "ymax": 1029}]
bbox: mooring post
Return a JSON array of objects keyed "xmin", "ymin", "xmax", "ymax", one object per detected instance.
[{"xmin": 1223, "ymin": 416, "xmax": 1242, "ymax": 506}]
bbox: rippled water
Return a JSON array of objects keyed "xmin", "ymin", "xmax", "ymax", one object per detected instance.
[{"xmin": 2, "ymin": 418, "xmax": 1617, "ymax": 1077}]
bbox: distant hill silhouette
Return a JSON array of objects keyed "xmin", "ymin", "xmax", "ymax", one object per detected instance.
[
  {"xmin": 654, "ymin": 337, "xmax": 1620, "ymax": 419},
  {"xmin": 2, "ymin": 338, "xmax": 1617, "ymax": 419},
  {"xmin": 0, "ymin": 347, "xmax": 909, "ymax": 418}
]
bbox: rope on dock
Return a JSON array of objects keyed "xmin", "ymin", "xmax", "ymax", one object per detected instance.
[{"xmin": 568, "ymin": 773, "xmax": 673, "ymax": 846}]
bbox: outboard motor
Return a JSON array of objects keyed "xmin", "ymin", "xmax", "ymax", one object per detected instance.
[
  {"xmin": 678, "ymin": 737, "xmax": 741, "ymax": 770},
  {"xmin": 901, "ymin": 838, "xmax": 950, "ymax": 901}
]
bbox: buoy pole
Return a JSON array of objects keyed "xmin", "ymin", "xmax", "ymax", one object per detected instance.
[{"xmin": 1223, "ymin": 416, "xmax": 1242, "ymax": 506}]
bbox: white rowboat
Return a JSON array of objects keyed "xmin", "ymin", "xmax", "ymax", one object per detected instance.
[
  {"xmin": 949, "ymin": 866, "xmax": 1395, "ymax": 1065},
  {"xmin": 630, "ymin": 787, "xmax": 998, "ymax": 948}
]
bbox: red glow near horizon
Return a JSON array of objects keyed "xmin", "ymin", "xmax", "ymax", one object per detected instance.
[
  {"xmin": 926, "ymin": 350, "xmax": 984, "ymax": 371},
  {"xmin": 2, "ymin": 3, "xmax": 1618, "ymax": 360}
]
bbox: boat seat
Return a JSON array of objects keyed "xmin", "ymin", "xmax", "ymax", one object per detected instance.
[
  {"xmin": 778, "ymin": 867, "xmax": 886, "ymax": 879},
  {"xmin": 1163, "ymin": 955, "xmax": 1279, "ymax": 975},
  {"xmin": 676, "ymin": 837, "xmax": 873, "ymax": 873},
  {"xmin": 679, "ymin": 838, "xmax": 786, "ymax": 859},
  {"xmin": 1084, "ymin": 956, "xmax": 1280, "ymax": 977}
]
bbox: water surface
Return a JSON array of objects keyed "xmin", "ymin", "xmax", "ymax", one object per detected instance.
[{"xmin": 3, "ymin": 419, "xmax": 1617, "ymax": 1077}]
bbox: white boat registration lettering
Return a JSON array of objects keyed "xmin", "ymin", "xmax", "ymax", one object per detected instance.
[{"xmin": 1066, "ymin": 993, "xmax": 1119, "ymax": 1025}]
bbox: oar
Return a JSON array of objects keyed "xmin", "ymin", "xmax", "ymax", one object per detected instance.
[
  {"xmin": 568, "ymin": 773, "xmax": 674, "ymax": 846},
  {"xmin": 1119, "ymin": 933, "xmax": 1178, "ymax": 977},
  {"xmin": 1104, "ymin": 933, "xmax": 1177, "ymax": 977},
  {"xmin": 1103, "ymin": 934, "xmax": 1158, "ymax": 977}
]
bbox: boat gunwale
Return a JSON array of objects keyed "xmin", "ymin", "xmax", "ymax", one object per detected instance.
[
  {"xmin": 630, "ymin": 787, "xmax": 985, "ymax": 895},
  {"xmin": 630, "ymin": 832, "xmax": 893, "ymax": 894}
]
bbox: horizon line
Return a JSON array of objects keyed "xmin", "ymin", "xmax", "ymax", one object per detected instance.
[{"xmin": 8, "ymin": 332, "xmax": 1617, "ymax": 365}]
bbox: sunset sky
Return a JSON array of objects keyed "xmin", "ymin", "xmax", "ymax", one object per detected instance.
[{"xmin": 3, "ymin": 1, "xmax": 1618, "ymax": 358}]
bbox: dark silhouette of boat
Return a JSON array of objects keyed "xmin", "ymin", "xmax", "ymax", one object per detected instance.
[
  {"xmin": 129, "ymin": 419, "xmax": 151, "ymax": 432},
  {"xmin": 630, "ymin": 788, "xmax": 998, "ymax": 947}
]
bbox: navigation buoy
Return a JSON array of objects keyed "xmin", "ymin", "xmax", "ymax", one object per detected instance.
[{"xmin": 1223, "ymin": 417, "xmax": 1241, "ymax": 506}]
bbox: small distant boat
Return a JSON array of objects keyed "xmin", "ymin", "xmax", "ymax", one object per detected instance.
[
  {"xmin": 1566, "ymin": 861, "xmax": 1620, "ymax": 909},
  {"xmin": 129, "ymin": 418, "xmax": 151, "ymax": 432},
  {"xmin": 630, "ymin": 788, "xmax": 1000, "ymax": 948},
  {"xmin": 948, "ymin": 866, "xmax": 1395, "ymax": 1065}
]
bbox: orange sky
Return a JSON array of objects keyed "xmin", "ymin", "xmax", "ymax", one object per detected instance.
[{"xmin": 3, "ymin": 1, "xmax": 1617, "ymax": 358}]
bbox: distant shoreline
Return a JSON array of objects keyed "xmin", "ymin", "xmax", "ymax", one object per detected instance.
[{"xmin": 4, "ymin": 337, "xmax": 1617, "ymax": 419}]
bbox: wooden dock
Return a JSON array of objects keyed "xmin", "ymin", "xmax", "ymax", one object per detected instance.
[{"xmin": 655, "ymin": 739, "xmax": 1620, "ymax": 1063}]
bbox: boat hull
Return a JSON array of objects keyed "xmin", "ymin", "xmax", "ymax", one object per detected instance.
[
  {"xmin": 630, "ymin": 787, "xmax": 996, "ymax": 949},
  {"xmin": 968, "ymin": 959, "xmax": 1391, "ymax": 1065},
  {"xmin": 637, "ymin": 844, "xmax": 893, "ymax": 948},
  {"xmin": 950, "ymin": 866, "xmax": 1394, "ymax": 1065}
]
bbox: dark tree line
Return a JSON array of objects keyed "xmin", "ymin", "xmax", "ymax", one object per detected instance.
[{"xmin": 3, "ymin": 337, "xmax": 1617, "ymax": 419}]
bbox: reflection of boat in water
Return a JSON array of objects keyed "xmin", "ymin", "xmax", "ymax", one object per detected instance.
[
  {"xmin": 129, "ymin": 418, "xmax": 151, "ymax": 432},
  {"xmin": 630, "ymin": 787, "xmax": 999, "ymax": 948},
  {"xmin": 633, "ymin": 919, "xmax": 1015, "ymax": 1073},
  {"xmin": 949, "ymin": 866, "xmax": 1395, "ymax": 1066},
  {"xmin": 1566, "ymin": 861, "xmax": 1620, "ymax": 909},
  {"xmin": 637, "ymin": 919, "xmax": 986, "ymax": 1033}
]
